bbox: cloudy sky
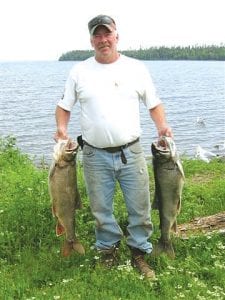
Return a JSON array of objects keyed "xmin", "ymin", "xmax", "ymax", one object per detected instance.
[{"xmin": 0, "ymin": 0, "xmax": 224, "ymax": 61}]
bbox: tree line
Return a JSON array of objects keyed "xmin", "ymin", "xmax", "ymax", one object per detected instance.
[{"xmin": 59, "ymin": 45, "xmax": 225, "ymax": 61}]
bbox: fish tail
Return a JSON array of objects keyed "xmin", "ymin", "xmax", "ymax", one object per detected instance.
[
  {"xmin": 151, "ymin": 239, "xmax": 175, "ymax": 259},
  {"xmin": 61, "ymin": 239, "xmax": 85, "ymax": 257},
  {"xmin": 73, "ymin": 239, "xmax": 85, "ymax": 255}
]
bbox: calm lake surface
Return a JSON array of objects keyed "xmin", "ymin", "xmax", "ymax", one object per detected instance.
[{"xmin": 0, "ymin": 60, "xmax": 224, "ymax": 164}]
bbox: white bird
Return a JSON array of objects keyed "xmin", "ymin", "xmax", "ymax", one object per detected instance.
[
  {"xmin": 195, "ymin": 145, "xmax": 217, "ymax": 163},
  {"xmin": 196, "ymin": 117, "xmax": 205, "ymax": 127}
]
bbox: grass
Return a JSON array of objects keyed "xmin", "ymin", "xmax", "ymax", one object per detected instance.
[{"xmin": 0, "ymin": 136, "xmax": 225, "ymax": 300}]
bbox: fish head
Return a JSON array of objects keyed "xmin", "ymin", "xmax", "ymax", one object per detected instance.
[
  {"xmin": 152, "ymin": 136, "xmax": 185, "ymax": 179},
  {"xmin": 151, "ymin": 136, "xmax": 177, "ymax": 161},
  {"xmin": 151, "ymin": 142, "xmax": 170, "ymax": 162},
  {"xmin": 62, "ymin": 139, "xmax": 79, "ymax": 162},
  {"xmin": 53, "ymin": 139, "xmax": 79, "ymax": 163}
]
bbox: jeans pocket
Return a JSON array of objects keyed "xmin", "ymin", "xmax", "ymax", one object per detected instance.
[
  {"xmin": 129, "ymin": 142, "xmax": 143, "ymax": 154},
  {"xmin": 83, "ymin": 144, "xmax": 95, "ymax": 157}
]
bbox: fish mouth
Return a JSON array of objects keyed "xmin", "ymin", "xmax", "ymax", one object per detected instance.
[
  {"xmin": 52, "ymin": 139, "xmax": 79, "ymax": 163},
  {"xmin": 64, "ymin": 140, "xmax": 79, "ymax": 153},
  {"xmin": 153, "ymin": 136, "xmax": 177, "ymax": 158}
]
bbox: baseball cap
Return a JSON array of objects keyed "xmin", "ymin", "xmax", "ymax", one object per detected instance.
[{"xmin": 88, "ymin": 15, "xmax": 116, "ymax": 35}]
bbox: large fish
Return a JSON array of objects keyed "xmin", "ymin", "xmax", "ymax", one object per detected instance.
[
  {"xmin": 151, "ymin": 136, "xmax": 185, "ymax": 258},
  {"xmin": 48, "ymin": 139, "xmax": 85, "ymax": 257}
]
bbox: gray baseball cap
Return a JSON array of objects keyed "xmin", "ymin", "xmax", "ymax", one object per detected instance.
[{"xmin": 88, "ymin": 15, "xmax": 116, "ymax": 35}]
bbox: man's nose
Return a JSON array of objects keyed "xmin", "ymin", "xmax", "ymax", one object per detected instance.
[{"xmin": 99, "ymin": 34, "xmax": 108, "ymax": 41}]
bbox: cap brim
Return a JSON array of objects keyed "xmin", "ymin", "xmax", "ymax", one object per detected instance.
[{"xmin": 90, "ymin": 24, "xmax": 114, "ymax": 35}]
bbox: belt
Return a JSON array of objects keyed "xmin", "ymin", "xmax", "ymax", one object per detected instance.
[
  {"xmin": 103, "ymin": 138, "xmax": 139, "ymax": 153},
  {"xmin": 83, "ymin": 138, "xmax": 140, "ymax": 164}
]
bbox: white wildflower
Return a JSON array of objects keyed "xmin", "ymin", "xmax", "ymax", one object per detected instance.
[
  {"xmin": 214, "ymin": 260, "xmax": 225, "ymax": 269},
  {"xmin": 62, "ymin": 278, "xmax": 73, "ymax": 284},
  {"xmin": 176, "ymin": 285, "xmax": 182, "ymax": 289},
  {"xmin": 167, "ymin": 265, "xmax": 176, "ymax": 270},
  {"xmin": 216, "ymin": 241, "xmax": 225, "ymax": 250}
]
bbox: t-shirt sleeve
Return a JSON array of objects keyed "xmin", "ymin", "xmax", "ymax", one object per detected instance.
[
  {"xmin": 139, "ymin": 63, "xmax": 161, "ymax": 109},
  {"xmin": 57, "ymin": 71, "xmax": 77, "ymax": 111}
]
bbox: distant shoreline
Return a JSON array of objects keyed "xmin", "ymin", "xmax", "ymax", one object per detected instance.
[{"xmin": 59, "ymin": 45, "xmax": 225, "ymax": 61}]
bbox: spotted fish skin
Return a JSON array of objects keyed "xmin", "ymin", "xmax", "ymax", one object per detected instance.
[
  {"xmin": 48, "ymin": 139, "xmax": 85, "ymax": 256},
  {"xmin": 151, "ymin": 136, "xmax": 185, "ymax": 258}
]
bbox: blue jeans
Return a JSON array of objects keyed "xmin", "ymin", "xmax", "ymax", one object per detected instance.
[{"xmin": 82, "ymin": 141, "xmax": 153, "ymax": 254}]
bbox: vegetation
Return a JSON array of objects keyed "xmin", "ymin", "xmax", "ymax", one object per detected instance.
[
  {"xmin": 59, "ymin": 45, "xmax": 225, "ymax": 61},
  {"xmin": 0, "ymin": 136, "xmax": 225, "ymax": 300}
]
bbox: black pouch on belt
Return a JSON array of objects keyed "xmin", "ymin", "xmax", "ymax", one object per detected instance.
[{"xmin": 77, "ymin": 135, "xmax": 84, "ymax": 149}]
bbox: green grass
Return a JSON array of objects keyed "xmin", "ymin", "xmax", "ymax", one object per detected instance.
[{"xmin": 0, "ymin": 136, "xmax": 225, "ymax": 300}]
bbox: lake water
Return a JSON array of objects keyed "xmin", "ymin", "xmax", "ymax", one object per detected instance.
[{"xmin": 0, "ymin": 60, "xmax": 224, "ymax": 164}]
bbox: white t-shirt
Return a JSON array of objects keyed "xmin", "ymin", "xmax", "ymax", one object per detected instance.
[{"xmin": 58, "ymin": 55, "xmax": 161, "ymax": 148}]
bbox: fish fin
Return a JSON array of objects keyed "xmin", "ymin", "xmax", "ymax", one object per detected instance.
[
  {"xmin": 171, "ymin": 220, "xmax": 177, "ymax": 232},
  {"xmin": 61, "ymin": 240, "xmax": 85, "ymax": 257},
  {"xmin": 177, "ymin": 198, "xmax": 182, "ymax": 214},
  {"xmin": 52, "ymin": 203, "xmax": 56, "ymax": 217},
  {"xmin": 176, "ymin": 160, "xmax": 185, "ymax": 179},
  {"xmin": 52, "ymin": 205, "xmax": 65, "ymax": 236},
  {"xmin": 56, "ymin": 221, "xmax": 65, "ymax": 236}
]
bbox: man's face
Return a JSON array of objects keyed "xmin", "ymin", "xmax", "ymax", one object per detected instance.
[{"xmin": 90, "ymin": 25, "xmax": 118, "ymax": 59}]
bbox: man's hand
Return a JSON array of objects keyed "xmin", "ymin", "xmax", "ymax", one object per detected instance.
[
  {"xmin": 54, "ymin": 128, "xmax": 69, "ymax": 142},
  {"xmin": 158, "ymin": 126, "xmax": 173, "ymax": 138}
]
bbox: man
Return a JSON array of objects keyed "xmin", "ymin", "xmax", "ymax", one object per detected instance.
[{"xmin": 54, "ymin": 14, "xmax": 173, "ymax": 279}]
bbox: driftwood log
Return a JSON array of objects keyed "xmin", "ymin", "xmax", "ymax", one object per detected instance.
[{"xmin": 177, "ymin": 211, "xmax": 225, "ymax": 237}]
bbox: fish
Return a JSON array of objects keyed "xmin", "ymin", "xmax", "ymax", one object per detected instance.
[
  {"xmin": 151, "ymin": 136, "xmax": 185, "ymax": 258},
  {"xmin": 48, "ymin": 139, "xmax": 85, "ymax": 257}
]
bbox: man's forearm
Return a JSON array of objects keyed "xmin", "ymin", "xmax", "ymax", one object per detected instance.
[
  {"xmin": 149, "ymin": 103, "xmax": 173, "ymax": 137},
  {"xmin": 54, "ymin": 106, "xmax": 71, "ymax": 140}
]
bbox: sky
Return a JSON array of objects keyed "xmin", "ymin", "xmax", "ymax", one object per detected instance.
[{"xmin": 0, "ymin": 0, "xmax": 224, "ymax": 61}]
